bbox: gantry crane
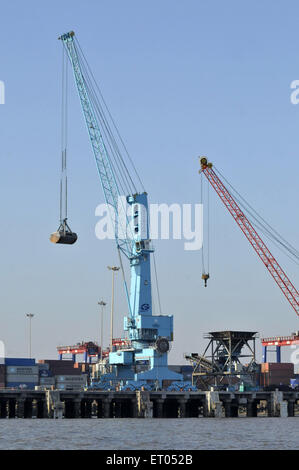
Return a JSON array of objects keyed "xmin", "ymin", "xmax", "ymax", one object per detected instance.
[
  {"xmin": 57, "ymin": 31, "xmax": 184, "ymax": 390},
  {"xmin": 199, "ymin": 157, "xmax": 299, "ymax": 317}
]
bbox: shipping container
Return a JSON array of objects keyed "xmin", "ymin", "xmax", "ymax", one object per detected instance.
[
  {"xmin": 52, "ymin": 369, "xmax": 81, "ymax": 375},
  {"xmin": 6, "ymin": 366, "xmax": 39, "ymax": 375},
  {"xmin": 38, "ymin": 359, "xmax": 75, "ymax": 365},
  {"xmin": 51, "ymin": 369, "xmax": 81, "ymax": 375},
  {"xmin": 5, "ymin": 358, "xmax": 35, "ymax": 366},
  {"xmin": 56, "ymin": 383, "xmax": 84, "ymax": 390},
  {"xmin": 261, "ymin": 362, "xmax": 294, "ymax": 373},
  {"xmin": 39, "ymin": 360, "xmax": 81, "ymax": 375},
  {"xmin": 260, "ymin": 373, "xmax": 292, "ymax": 386},
  {"xmin": 269, "ymin": 371, "xmax": 293, "ymax": 377},
  {"xmin": 6, "ymin": 382, "xmax": 37, "ymax": 390},
  {"xmin": 39, "ymin": 377, "xmax": 55, "ymax": 385},
  {"xmin": 6, "ymin": 375, "xmax": 39, "ymax": 384},
  {"xmin": 39, "ymin": 369, "xmax": 52, "ymax": 378},
  {"xmin": 55, "ymin": 375, "xmax": 86, "ymax": 383},
  {"xmin": 37, "ymin": 363, "xmax": 50, "ymax": 371}
]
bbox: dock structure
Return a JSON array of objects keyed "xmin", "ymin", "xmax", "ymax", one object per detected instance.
[
  {"xmin": 185, "ymin": 330, "xmax": 259, "ymax": 390},
  {"xmin": 0, "ymin": 389, "xmax": 298, "ymax": 419}
]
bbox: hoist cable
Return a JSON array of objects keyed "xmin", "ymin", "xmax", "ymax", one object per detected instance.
[
  {"xmin": 62, "ymin": 41, "xmax": 136, "ymax": 245},
  {"xmin": 60, "ymin": 46, "xmax": 69, "ymax": 224},
  {"xmin": 207, "ymin": 179, "xmax": 210, "ymax": 273},
  {"xmin": 214, "ymin": 166, "xmax": 299, "ymax": 260},
  {"xmin": 213, "ymin": 166, "xmax": 299, "ymax": 265},
  {"xmin": 200, "ymin": 172, "xmax": 206, "ymax": 274}
]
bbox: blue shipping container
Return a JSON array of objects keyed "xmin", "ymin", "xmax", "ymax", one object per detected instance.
[
  {"xmin": 5, "ymin": 358, "xmax": 35, "ymax": 366},
  {"xmin": 6, "ymin": 382, "xmax": 37, "ymax": 390}
]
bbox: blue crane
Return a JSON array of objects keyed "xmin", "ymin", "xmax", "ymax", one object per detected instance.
[{"xmin": 58, "ymin": 31, "xmax": 185, "ymax": 390}]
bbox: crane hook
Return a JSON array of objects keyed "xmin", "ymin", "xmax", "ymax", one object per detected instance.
[{"xmin": 202, "ymin": 273, "xmax": 210, "ymax": 287}]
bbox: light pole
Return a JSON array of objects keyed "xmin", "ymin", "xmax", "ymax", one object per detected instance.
[
  {"xmin": 98, "ymin": 300, "xmax": 106, "ymax": 361},
  {"xmin": 107, "ymin": 266, "xmax": 120, "ymax": 352},
  {"xmin": 26, "ymin": 314, "xmax": 34, "ymax": 358}
]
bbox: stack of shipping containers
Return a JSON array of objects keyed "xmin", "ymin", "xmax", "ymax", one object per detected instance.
[
  {"xmin": 259, "ymin": 362, "xmax": 295, "ymax": 387},
  {"xmin": 38, "ymin": 362, "xmax": 55, "ymax": 388},
  {"xmin": 5, "ymin": 358, "xmax": 38, "ymax": 390},
  {"xmin": 56, "ymin": 375, "xmax": 87, "ymax": 390},
  {"xmin": 38, "ymin": 360, "xmax": 87, "ymax": 390}
]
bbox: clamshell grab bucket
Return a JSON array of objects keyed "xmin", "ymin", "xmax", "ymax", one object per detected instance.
[
  {"xmin": 50, "ymin": 219, "xmax": 78, "ymax": 245},
  {"xmin": 50, "ymin": 230, "xmax": 77, "ymax": 244}
]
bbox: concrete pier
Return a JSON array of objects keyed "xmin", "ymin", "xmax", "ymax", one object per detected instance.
[{"xmin": 0, "ymin": 389, "xmax": 297, "ymax": 418}]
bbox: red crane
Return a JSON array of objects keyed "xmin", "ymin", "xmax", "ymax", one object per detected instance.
[{"xmin": 199, "ymin": 157, "xmax": 299, "ymax": 317}]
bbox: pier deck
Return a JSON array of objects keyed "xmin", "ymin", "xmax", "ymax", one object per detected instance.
[{"xmin": 0, "ymin": 389, "xmax": 298, "ymax": 418}]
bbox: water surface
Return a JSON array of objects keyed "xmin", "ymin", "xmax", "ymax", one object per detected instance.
[{"xmin": 0, "ymin": 417, "xmax": 297, "ymax": 450}]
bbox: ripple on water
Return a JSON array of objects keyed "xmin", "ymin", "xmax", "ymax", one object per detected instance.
[{"xmin": 0, "ymin": 418, "xmax": 298, "ymax": 450}]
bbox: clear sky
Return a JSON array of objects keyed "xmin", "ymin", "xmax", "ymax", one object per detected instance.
[{"xmin": 0, "ymin": 1, "xmax": 299, "ymax": 365}]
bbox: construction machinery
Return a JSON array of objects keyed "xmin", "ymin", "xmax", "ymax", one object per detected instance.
[
  {"xmin": 199, "ymin": 156, "xmax": 299, "ymax": 317},
  {"xmin": 187, "ymin": 157, "xmax": 299, "ymax": 389},
  {"xmin": 57, "ymin": 31, "xmax": 186, "ymax": 390}
]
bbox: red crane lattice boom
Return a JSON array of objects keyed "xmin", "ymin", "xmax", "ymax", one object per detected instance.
[{"xmin": 199, "ymin": 157, "xmax": 299, "ymax": 317}]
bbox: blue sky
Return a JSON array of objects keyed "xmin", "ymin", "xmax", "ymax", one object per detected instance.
[{"xmin": 0, "ymin": 1, "xmax": 299, "ymax": 364}]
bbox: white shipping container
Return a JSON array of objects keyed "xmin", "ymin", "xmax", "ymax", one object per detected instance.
[
  {"xmin": 55, "ymin": 375, "xmax": 86, "ymax": 383},
  {"xmin": 6, "ymin": 366, "xmax": 39, "ymax": 375}
]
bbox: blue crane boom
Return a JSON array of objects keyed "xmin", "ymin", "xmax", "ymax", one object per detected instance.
[{"xmin": 59, "ymin": 31, "xmax": 184, "ymax": 389}]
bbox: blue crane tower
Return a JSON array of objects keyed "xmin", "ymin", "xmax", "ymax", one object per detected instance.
[{"xmin": 58, "ymin": 31, "xmax": 185, "ymax": 390}]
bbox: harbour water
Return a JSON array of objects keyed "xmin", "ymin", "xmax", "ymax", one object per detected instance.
[{"xmin": 0, "ymin": 418, "xmax": 298, "ymax": 450}]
